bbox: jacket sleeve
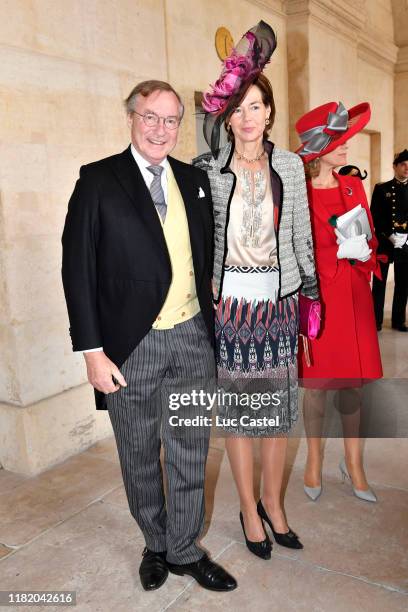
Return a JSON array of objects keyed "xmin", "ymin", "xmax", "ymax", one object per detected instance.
[
  {"xmin": 353, "ymin": 179, "xmax": 378, "ymax": 278},
  {"xmin": 292, "ymin": 155, "xmax": 319, "ymax": 299},
  {"xmin": 192, "ymin": 152, "xmax": 213, "ymax": 172},
  {"xmin": 61, "ymin": 166, "xmax": 103, "ymax": 351},
  {"xmin": 370, "ymin": 182, "xmax": 393, "ymax": 254},
  {"xmin": 370, "ymin": 184, "xmax": 385, "ymax": 238}
]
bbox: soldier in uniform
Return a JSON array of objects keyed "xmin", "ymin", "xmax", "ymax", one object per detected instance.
[{"xmin": 371, "ymin": 149, "xmax": 408, "ymax": 331}]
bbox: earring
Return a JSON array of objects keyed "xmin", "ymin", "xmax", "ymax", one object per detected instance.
[{"xmin": 265, "ymin": 118, "xmax": 270, "ymax": 125}]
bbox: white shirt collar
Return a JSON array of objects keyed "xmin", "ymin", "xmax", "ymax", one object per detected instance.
[{"xmin": 130, "ymin": 144, "xmax": 168, "ymax": 172}]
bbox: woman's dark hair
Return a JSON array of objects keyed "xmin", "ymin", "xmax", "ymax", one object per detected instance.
[{"xmin": 224, "ymin": 73, "xmax": 275, "ymax": 141}]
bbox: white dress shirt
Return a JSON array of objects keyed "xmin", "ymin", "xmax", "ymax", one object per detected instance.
[
  {"xmin": 130, "ymin": 144, "xmax": 169, "ymax": 204},
  {"xmin": 82, "ymin": 145, "xmax": 169, "ymax": 353}
]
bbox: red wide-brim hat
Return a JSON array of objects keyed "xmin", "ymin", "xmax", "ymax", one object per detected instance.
[{"xmin": 295, "ymin": 101, "xmax": 371, "ymax": 164}]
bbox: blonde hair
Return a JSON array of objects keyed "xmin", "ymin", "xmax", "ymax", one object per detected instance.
[{"xmin": 304, "ymin": 158, "xmax": 321, "ymax": 179}]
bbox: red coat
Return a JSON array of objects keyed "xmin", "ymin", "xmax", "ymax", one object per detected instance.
[{"xmin": 299, "ymin": 173, "xmax": 383, "ymax": 386}]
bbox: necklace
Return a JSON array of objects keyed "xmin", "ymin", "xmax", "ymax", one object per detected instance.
[{"xmin": 235, "ymin": 149, "xmax": 265, "ymax": 163}]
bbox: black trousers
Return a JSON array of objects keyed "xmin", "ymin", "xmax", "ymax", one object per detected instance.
[{"xmin": 372, "ymin": 256, "xmax": 408, "ymax": 327}]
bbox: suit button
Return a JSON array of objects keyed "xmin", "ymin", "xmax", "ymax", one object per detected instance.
[
  {"xmin": 157, "ymin": 316, "xmax": 162, "ymax": 321},
  {"xmin": 186, "ymin": 293, "xmax": 191, "ymax": 298},
  {"xmin": 181, "ymin": 312, "xmax": 186, "ymax": 317},
  {"xmin": 189, "ymin": 271, "xmax": 194, "ymax": 276}
]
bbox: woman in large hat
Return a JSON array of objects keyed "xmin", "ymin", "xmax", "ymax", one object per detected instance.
[
  {"xmin": 194, "ymin": 22, "xmax": 318, "ymax": 558},
  {"xmin": 295, "ymin": 101, "xmax": 383, "ymax": 503}
]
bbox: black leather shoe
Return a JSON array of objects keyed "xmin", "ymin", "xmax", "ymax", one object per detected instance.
[
  {"xmin": 139, "ymin": 548, "xmax": 168, "ymax": 591},
  {"xmin": 239, "ymin": 512, "xmax": 272, "ymax": 559},
  {"xmin": 167, "ymin": 554, "xmax": 237, "ymax": 591},
  {"xmin": 376, "ymin": 324, "xmax": 382, "ymax": 332},
  {"xmin": 257, "ymin": 500, "xmax": 303, "ymax": 550},
  {"xmin": 392, "ymin": 324, "xmax": 408, "ymax": 332}
]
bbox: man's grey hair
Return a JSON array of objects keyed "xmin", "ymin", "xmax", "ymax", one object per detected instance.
[{"xmin": 124, "ymin": 80, "xmax": 184, "ymax": 119}]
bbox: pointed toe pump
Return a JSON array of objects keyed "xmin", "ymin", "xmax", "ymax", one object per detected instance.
[
  {"xmin": 239, "ymin": 512, "xmax": 272, "ymax": 560},
  {"xmin": 339, "ymin": 458, "xmax": 377, "ymax": 503},
  {"xmin": 303, "ymin": 483, "xmax": 322, "ymax": 501},
  {"xmin": 257, "ymin": 500, "xmax": 303, "ymax": 550}
]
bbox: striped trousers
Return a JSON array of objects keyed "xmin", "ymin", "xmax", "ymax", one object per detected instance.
[{"xmin": 106, "ymin": 313, "xmax": 215, "ymax": 564}]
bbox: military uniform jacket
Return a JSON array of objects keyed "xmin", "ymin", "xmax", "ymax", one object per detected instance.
[{"xmin": 370, "ymin": 178, "xmax": 408, "ymax": 263}]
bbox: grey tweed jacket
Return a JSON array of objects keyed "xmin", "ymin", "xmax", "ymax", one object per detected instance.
[{"xmin": 193, "ymin": 140, "xmax": 319, "ymax": 304}]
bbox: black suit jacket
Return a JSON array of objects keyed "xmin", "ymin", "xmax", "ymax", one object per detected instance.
[{"xmin": 62, "ymin": 146, "xmax": 214, "ymax": 409}]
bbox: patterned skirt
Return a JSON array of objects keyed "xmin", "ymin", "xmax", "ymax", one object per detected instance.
[{"xmin": 215, "ymin": 265, "xmax": 299, "ymax": 436}]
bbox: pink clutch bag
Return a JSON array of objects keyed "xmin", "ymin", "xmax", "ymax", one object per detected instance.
[
  {"xmin": 299, "ymin": 294, "xmax": 321, "ymax": 367},
  {"xmin": 299, "ymin": 293, "xmax": 321, "ymax": 340},
  {"xmin": 299, "ymin": 294, "xmax": 321, "ymax": 340}
]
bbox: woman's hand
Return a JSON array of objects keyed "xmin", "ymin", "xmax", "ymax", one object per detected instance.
[{"xmin": 335, "ymin": 227, "xmax": 372, "ymax": 262}]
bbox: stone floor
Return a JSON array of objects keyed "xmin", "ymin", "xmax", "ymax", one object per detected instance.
[{"xmin": 1, "ymin": 319, "xmax": 408, "ymax": 611}]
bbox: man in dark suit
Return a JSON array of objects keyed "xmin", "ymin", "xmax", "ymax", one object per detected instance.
[
  {"xmin": 371, "ymin": 149, "xmax": 408, "ymax": 332},
  {"xmin": 62, "ymin": 80, "xmax": 236, "ymax": 592}
]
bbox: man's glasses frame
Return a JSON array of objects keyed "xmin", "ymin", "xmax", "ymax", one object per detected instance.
[{"xmin": 132, "ymin": 110, "xmax": 181, "ymax": 130}]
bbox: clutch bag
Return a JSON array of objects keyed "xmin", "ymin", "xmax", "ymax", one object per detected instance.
[
  {"xmin": 299, "ymin": 294, "xmax": 321, "ymax": 368},
  {"xmin": 299, "ymin": 294, "xmax": 321, "ymax": 339}
]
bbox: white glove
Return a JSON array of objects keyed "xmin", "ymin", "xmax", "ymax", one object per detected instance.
[
  {"xmin": 389, "ymin": 233, "xmax": 407, "ymax": 249},
  {"xmin": 335, "ymin": 227, "xmax": 372, "ymax": 262}
]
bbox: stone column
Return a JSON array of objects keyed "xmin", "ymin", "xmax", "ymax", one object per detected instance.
[
  {"xmin": 395, "ymin": 46, "xmax": 408, "ymax": 153},
  {"xmin": 392, "ymin": 0, "xmax": 408, "ymax": 154},
  {"xmin": 285, "ymin": 0, "xmax": 397, "ymax": 180}
]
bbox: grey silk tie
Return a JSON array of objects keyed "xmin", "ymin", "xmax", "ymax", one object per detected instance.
[{"xmin": 147, "ymin": 165, "xmax": 167, "ymax": 222}]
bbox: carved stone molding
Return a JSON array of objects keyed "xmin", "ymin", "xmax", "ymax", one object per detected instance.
[
  {"xmin": 395, "ymin": 45, "xmax": 408, "ymax": 73},
  {"xmin": 285, "ymin": 0, "xmax": 365, "ymax": 38},
  {"xmin": 358, "ymin": 28, "xmax": 398, "ymax": 74},
  {"xmin": 391, "ymin": 0, "xmax": 408, "ymax": 47},
  {"xmin": 285, "ymin": 0, "xmax": 398, "ymax": 71},
  {"xmin": 244, "ymin": 0, "xmax": 286, "ymax": 16}
]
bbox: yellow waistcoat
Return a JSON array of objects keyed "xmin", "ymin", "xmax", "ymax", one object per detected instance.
[{"xmin": 152, "ymin": 166, "xmax": 200, "ymax": 329}]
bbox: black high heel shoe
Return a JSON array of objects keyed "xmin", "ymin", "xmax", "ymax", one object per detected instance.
[
  {"xmin": 239, "ymin": 512, "xmax": 272, "ymax": 560},
  {"xmin": 257, "ymin": 500, "xmax": 303, "ymax": 550}
]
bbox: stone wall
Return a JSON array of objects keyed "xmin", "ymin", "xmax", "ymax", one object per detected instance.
[
  {"xmin": 286, "ymin": 0, "xmax": 397, "ymax": 185},
  {"xmin": 0, "ymin": 0, "xmax": 168, "ymax": 474},
  {"xmin": 393, "ymin": 0, "xmax": 408, "ymax": 155},
  {"xmin": 0, "ymin": 0, "xmax": 402, "ymax": 474}
]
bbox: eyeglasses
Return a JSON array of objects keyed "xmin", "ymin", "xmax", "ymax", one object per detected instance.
[{"xmin": 132, "ymin": 110, "xmax": 180, "ymax": 130}]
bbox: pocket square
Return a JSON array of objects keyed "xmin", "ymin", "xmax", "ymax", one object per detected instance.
[{"xmin": 198, "ymin": 187, "xmax": 205, "ymax": 198}]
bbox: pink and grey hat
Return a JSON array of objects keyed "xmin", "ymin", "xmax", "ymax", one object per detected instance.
[{"xmin": 202, "ymin": 21, "xmax": 277, "ymax": 156}]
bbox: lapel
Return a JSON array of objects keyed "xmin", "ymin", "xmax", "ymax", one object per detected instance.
[
  {"xmin": 108, "ymin": 145, "xmax": 167, "ymax": 251},
  {"xmin": 168, "ymin": 156, "xmax": 206, "ymax": 281},
  {"xmin": 267, "ymin": 143, "xmax": 283, "ymax": 231},
  {"xmin": 210, "ymin": 142, "xmax": 235, "ymax": 197}
]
